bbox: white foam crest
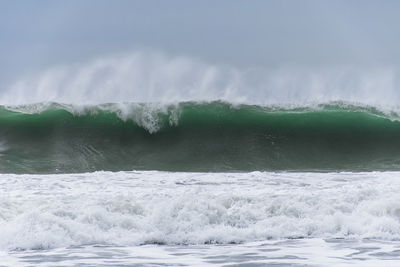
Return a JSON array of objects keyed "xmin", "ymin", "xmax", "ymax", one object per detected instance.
[
  {"xmin": 2, "ymin": 102, "xmax": 181, "ymax": 133},
  {"xmin": 2, "ymin": 51, "xmax": 400, "ymax": 111},
  {"xmin": 1, "ymin": 171, "xmax": 400, "ymax": 250},
  {"xmin": 101, "ymin": 103, "xmax": 180, "ymax": 133},
  {"xmin": 63, "ymin": 102, "xmax": 180, "ymax": 133}
]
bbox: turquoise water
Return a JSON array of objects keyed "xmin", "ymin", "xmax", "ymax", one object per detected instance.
[{"xmin": 1, "ymin": 101, "xmax": 400, "ymax": 173}]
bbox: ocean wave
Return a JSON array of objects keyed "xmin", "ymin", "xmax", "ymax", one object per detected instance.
[{"xmin": 1, "ymin": 101, "xmax": 400, "ymax": 173}]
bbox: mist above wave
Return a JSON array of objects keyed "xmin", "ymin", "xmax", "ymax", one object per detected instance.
[{"xmin": 2, "ymin": 51, "xmax": 400, "ymax": 107}]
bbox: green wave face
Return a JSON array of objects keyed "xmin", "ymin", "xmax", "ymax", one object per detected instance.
[{"xmin": 1, "ymin": 101, "xmax": 400, "ymax": 173}]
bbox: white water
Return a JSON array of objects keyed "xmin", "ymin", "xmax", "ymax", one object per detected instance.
[
  {"xmin": 1, "ymin": 171, "xmax": 400, "ymax": 265},
  {"xmin": 2, "ymin": 51, "xmax": 400, "ymax": 109}
]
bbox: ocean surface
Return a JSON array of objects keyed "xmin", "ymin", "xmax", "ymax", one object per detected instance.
[{"xmin": 1, "ymin": 101, "xmax": 400, "ymax": 266}]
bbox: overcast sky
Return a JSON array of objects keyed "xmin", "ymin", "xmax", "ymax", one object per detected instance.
[{"xmin": 1, "ymin": 0, "xmax": 400, "ymax": 89}]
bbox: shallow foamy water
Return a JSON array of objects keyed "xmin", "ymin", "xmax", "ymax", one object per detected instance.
[
  {"xmin": 1, "ymin": 171, "xmax": 400, "ymax": 265},
  {"xmin": 3, "ymin": 239, "xmax": 400, "ymax": 266}
]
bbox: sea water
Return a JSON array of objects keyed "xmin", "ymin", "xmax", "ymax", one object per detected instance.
[{"xmin": 1, "ymin": 171, "xmax": 400, "ymax": 266}]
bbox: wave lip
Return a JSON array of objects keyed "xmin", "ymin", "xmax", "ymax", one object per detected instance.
[{"xmin": 1, "ymin": 100, "xmax": 400, "ymax": 173}]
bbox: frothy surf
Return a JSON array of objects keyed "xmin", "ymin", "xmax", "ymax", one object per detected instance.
[{"xmin": 1, "ymin": 171, "xmax": 400, "ymax": 251}]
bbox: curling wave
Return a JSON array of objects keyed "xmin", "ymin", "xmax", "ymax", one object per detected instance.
[{"xmin": 1, "ymin": 101, "xmax": 400, "ymax": 173}]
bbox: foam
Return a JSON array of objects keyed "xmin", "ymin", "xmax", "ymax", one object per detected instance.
[{"xmin": 1, "ymin": 171, "xmax": 400, "ymax": 250}]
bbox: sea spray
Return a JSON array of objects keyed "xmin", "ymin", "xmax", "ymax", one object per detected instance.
[{"xmin": 2, "ymin": 52, "xmax": 400, "ymax": 107}]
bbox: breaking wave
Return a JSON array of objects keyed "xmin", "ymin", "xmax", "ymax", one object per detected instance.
[{"xmin": 1, "ymin": 101, "xmax": 400, "ymax": 173}]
